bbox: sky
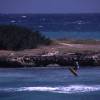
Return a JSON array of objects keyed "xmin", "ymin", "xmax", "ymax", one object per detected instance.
[{"xmin": 0, "ymin": 0, "xmax": 100, "ymax": 13}]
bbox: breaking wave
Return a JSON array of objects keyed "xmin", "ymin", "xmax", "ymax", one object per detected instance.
[{"xmin": 0, "ymin": 85, "xmax": 100, "ymax": 94}]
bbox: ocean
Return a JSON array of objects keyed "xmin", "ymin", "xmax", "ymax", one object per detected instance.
[
  {"xmin": 0, "ymin": 13, "xmax": 100, "ymax": 39},
  {"xmin": 0, "ymin": 67, "xmax": 100, "ymax": 100}
]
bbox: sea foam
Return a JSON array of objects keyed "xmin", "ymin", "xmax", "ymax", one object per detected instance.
[{"xmin": 0, "ymin": 85, "xmax": 100, "ymax": 94}]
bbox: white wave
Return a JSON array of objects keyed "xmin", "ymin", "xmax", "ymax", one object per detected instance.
[
  {"xmin": 72, "ymin": 20, "xmax": 89, "ymax": 24},
  {"xmin": 10, "ymin": 20, "xmax": 16, "ymax": 23},
  {"xmin": 21, "ymin": 15, "xmax": 27, "ymax": 18},
  {"xmin": 0, "ymin": 85, "xmax": 100, "ymax": 94},
  {"xmin": 38, "ymin": 25, "xmax": 44, "ymax": 28}
]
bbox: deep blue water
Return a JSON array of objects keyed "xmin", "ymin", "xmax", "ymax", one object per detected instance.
[
  {"xmin": 0, "ymin": 67, "xmax": 100, "ymax": 100},
  {"xmin": 0, "ymin": 14, "xmax": 100, "ymax": 39}
]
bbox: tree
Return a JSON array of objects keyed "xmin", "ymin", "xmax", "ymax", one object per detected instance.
[{"xmin": 0, "ymin": 25, "xmax": 51, "ymax": 50}]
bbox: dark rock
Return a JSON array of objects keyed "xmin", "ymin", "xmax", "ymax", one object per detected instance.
[{"xmin": 0, "ymin": 52, "xmax": 100, "ymax": 68}]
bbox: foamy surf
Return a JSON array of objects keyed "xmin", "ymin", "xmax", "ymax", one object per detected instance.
[{"xmin": 0, "ymin": 85, "xmax": 100, "ymax": 94}]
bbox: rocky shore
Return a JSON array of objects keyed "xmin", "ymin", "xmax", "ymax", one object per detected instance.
[
  {"xmin": 0, "ymin": 52, "xmax": 100, "ymax": 68},
  {"xmin": 0, "ymin": 42, "xmax": 100, "ymax": 67}
]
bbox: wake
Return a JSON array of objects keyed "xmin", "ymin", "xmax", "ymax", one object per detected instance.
[{"xmin": 0, "ymin": 85, "xmax": 100, "ymax": 94}]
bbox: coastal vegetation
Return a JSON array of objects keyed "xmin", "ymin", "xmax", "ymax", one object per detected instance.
[
  {"xmin": 0, "ymin": 25, "xmax": 51, "ymax": 51},
  {"xmin": 57, "ymin": 38, "xmax": 100, "ymax": 45}
]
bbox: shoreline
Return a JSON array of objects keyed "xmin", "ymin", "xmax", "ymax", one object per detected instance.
[
  {"xmin": 0, "ymin": 66, "xmax": 100, "ymax": 69},
  {"xmin": 0, "ymin": 41, "xmax": 100, "ymax": 68}
]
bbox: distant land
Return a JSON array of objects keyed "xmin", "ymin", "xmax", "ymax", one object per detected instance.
[{"xmin": 0, "ymin": 25, "xmax": 100, "ymax": 67}]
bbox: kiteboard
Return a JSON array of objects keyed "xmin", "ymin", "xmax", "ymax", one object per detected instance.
[{"xmin": 69, "ymin": 67, "xmax": 78, "ymax": 76}]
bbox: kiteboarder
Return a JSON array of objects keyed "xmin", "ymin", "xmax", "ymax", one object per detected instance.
[
  {"xmin": 73, "ymin": 61, "xmax": 80, "ymax": 71},
  {"xmin": 69, "ymin": 59, "xmax": 80, "ymax": 76}
]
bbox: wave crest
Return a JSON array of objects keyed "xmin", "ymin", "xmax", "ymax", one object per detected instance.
[{"xmin": 0, "ymin": 85, "xmax": 100, "ymax": 94}]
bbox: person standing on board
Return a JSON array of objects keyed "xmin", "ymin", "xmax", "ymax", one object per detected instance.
[{"xmin": 73, "ymin": 61, "xmax": 80, "ymax": 71}]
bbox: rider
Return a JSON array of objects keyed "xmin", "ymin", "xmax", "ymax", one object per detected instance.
[
  {"xmin": 74, "ymin": 61, "xmax": 79, "ymax": 71},
  {"xmin": 73, "ymin": 59, "xmax": 80, "ymax": 71}
]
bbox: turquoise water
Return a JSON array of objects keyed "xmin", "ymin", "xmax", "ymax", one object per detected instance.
[
  {"xmin": 43, "ymin": 31, "xmax": 100, "ymax": 39},
  {"xmin": 0, "ymin": 67, "xmax": 100, "ymax": 100}
]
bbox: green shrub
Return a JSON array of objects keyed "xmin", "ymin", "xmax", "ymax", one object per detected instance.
[{"xmin": 0, "ymin": 25, "xmax": 51, "ymax": 50}]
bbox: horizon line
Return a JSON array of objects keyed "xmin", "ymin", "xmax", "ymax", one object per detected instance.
[{"xmin": 0, "ymin": 12, "xmax": 100, "ymax": 15}]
